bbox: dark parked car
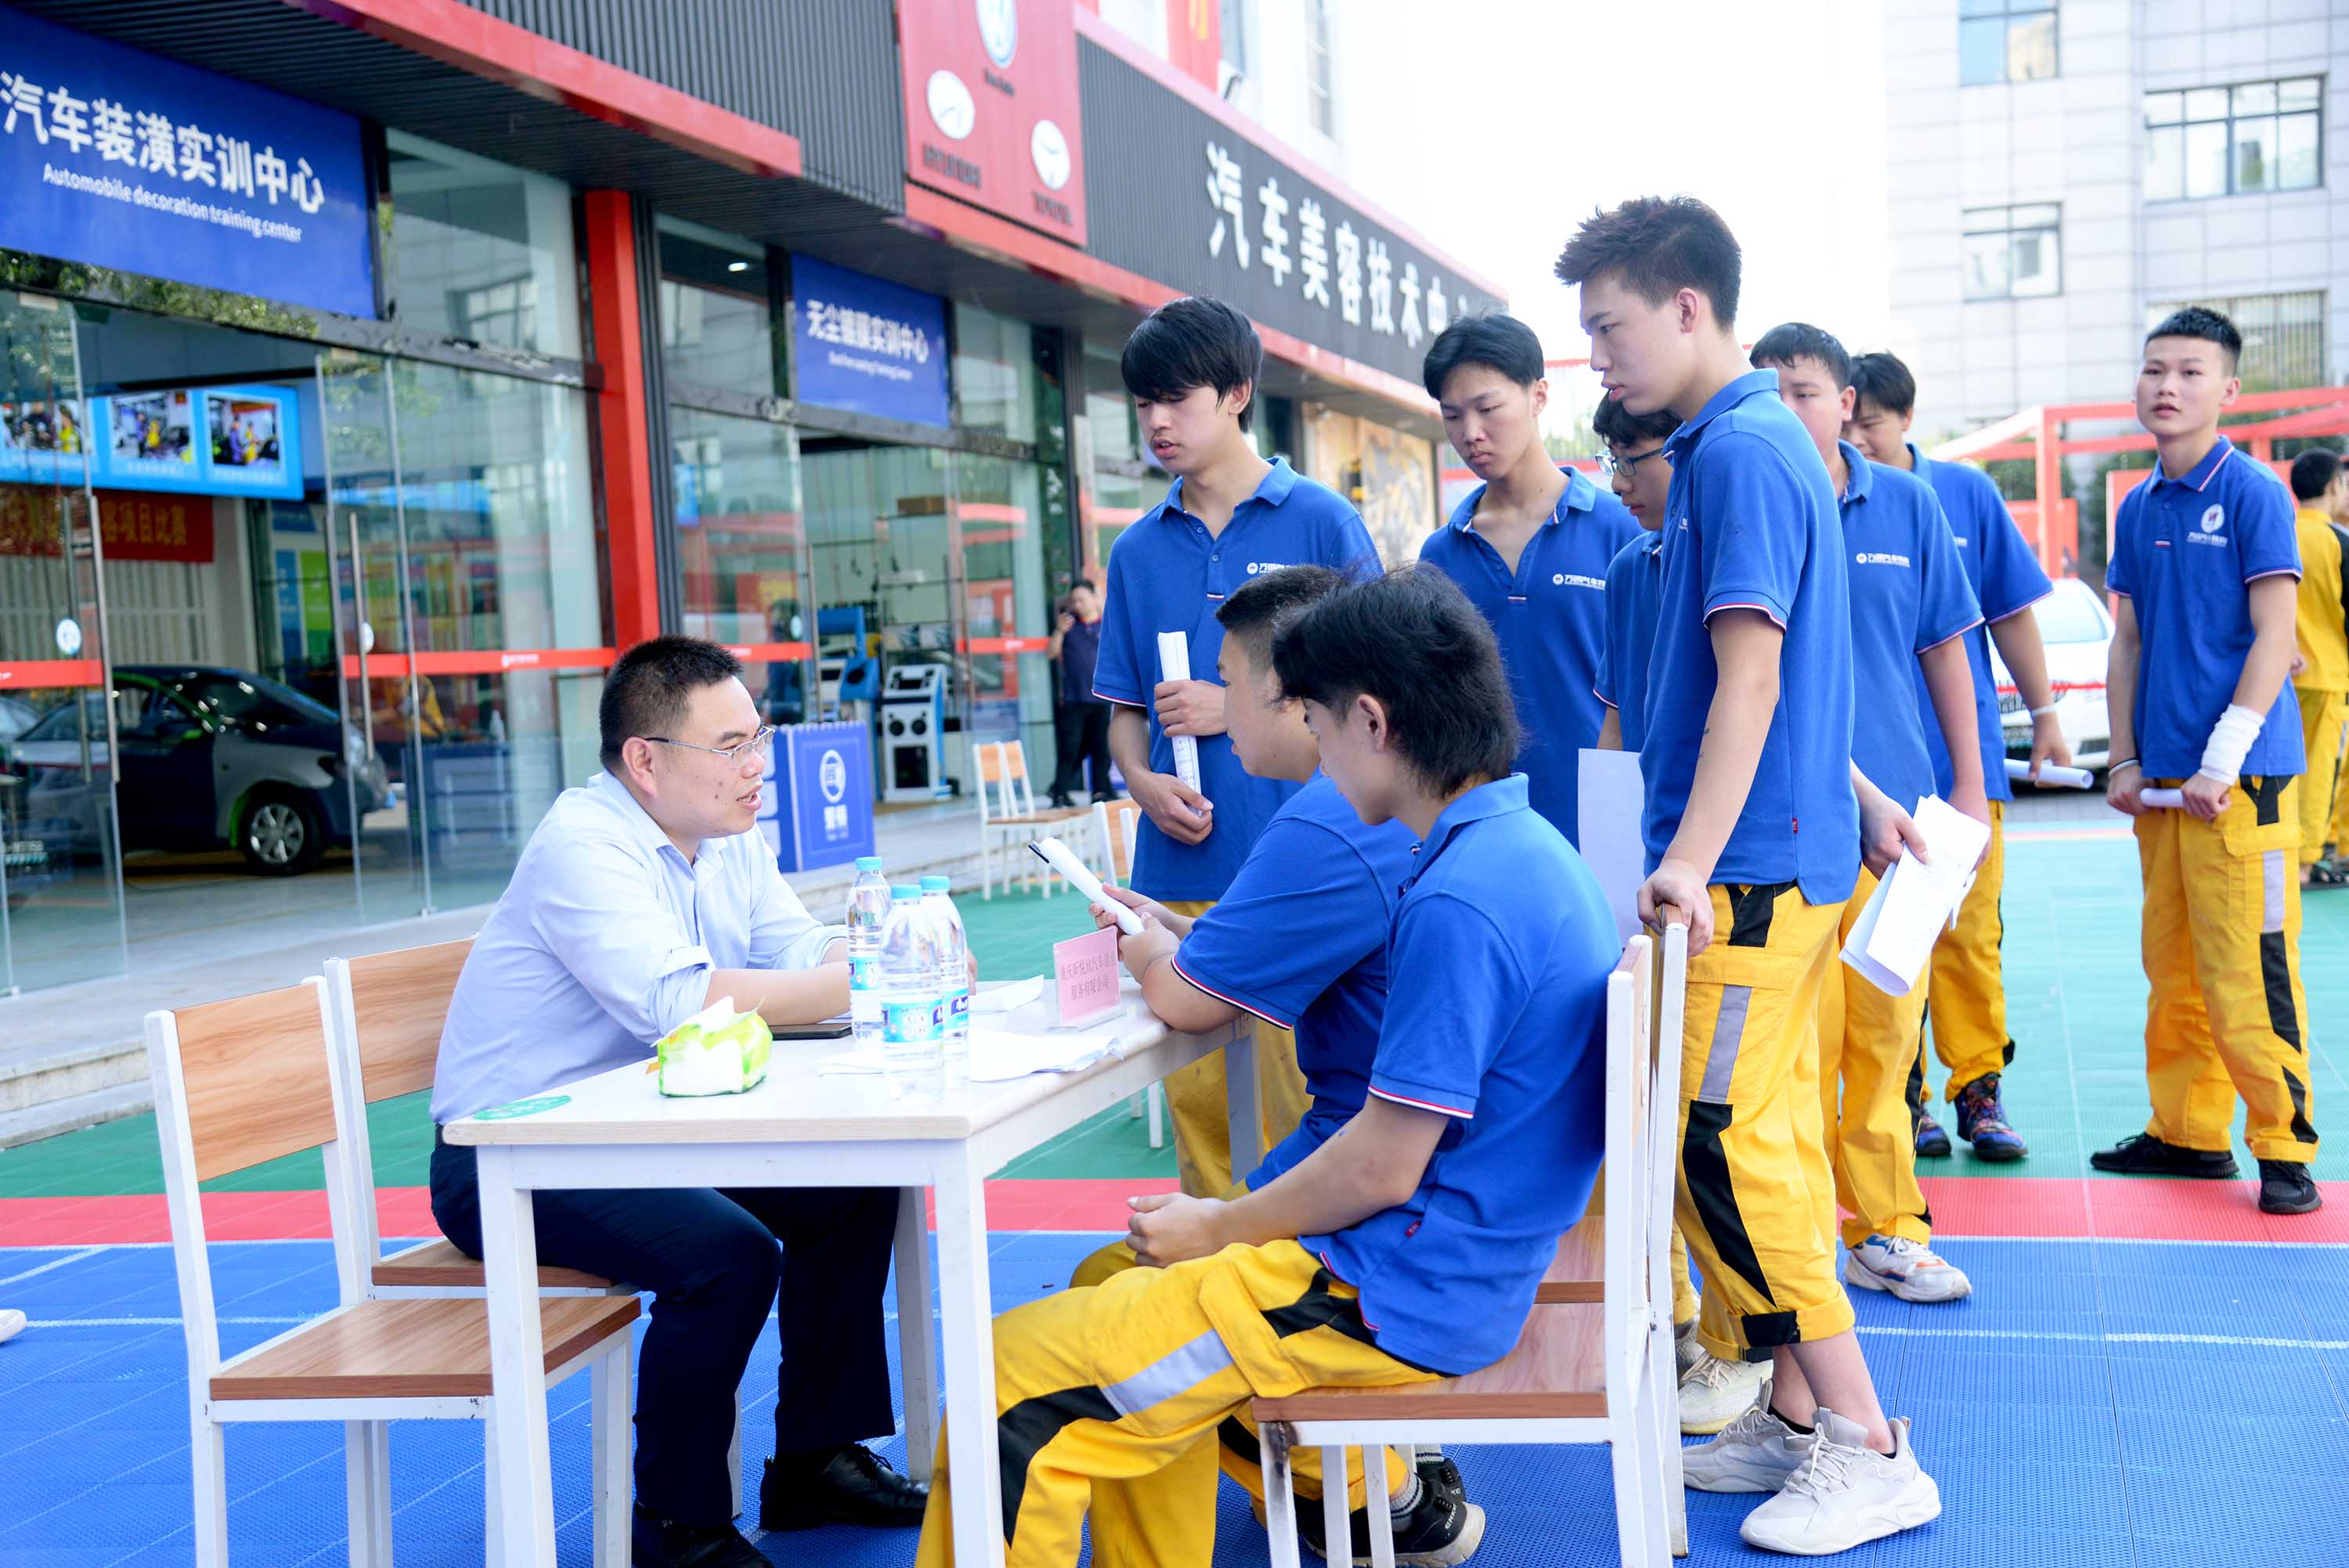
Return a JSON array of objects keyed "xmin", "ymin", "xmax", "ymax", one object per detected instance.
[{"xmin": 0, "ymin": 666, "xmax": 390, "ymax": 874}]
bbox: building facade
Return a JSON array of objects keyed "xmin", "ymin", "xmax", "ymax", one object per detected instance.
[
  {"xmin": 0, "ymin": 0, "xmax": 1498, "ymax": 997},
  {"xmin": 1882, "ymin": 0, "xmax": 2348, "ymax": 437}
]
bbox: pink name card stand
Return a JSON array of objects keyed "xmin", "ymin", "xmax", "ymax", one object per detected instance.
[{"xmin": 1052, "ymin": 925, "xmax": 1124, "ymax": 1029}]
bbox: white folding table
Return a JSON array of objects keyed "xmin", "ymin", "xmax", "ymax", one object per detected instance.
[{"xmin": 446, "ymin": 996, "xmax": 1258, "ymax": 1568}]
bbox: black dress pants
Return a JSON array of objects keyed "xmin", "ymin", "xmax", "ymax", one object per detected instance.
[
  {"xmin": 1051, "ymin": 700, "xmax": 1113, "ymax": 798},
  {"xmin": 430, "ymin": 1130, "xmax": 900, "ymax": 1526}
]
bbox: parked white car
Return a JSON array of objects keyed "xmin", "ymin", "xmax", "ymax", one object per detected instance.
[{"xmin": 1995, "ymin": 577, "xmax": 2114, "ymax": 774}]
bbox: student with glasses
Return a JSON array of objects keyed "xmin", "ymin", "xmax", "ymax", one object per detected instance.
[{"xmin": 428, "ymin": 636, "xmax": 935, "ymax": 1568}]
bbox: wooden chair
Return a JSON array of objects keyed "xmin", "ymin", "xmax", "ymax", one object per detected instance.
[
  {"xmin": 974, "ymin": 740, "xmax": 1086, "ymax": 899},
  {"xmin": 1253, "ymin": 925, "xmax": 1690, "ymax": 1568},
  {"xmin": 146, "ymin": 978, "xmax": 638, "ymax": 1568}
]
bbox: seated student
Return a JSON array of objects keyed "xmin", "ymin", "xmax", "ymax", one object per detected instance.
[
  {"xmin": 1078, "ymin": 564, "xmax": 1473, "ymax": 1563},
  {"xmin": 2286, "ymin": 449, "xmax": 2349, "ymax": 886},
  {"xmin": 1751, "ymin": 323, "xmax": 1986, "ymax": 1309},
  {"xmin": 1418, "ymin": 312, "xmax": 1640, "ymax": 843},
  {"xmin": 428, "ymin": 637, "xmax": 929, "ymax": 1568},
  {"xmin": 911, "ymin": 566, "xmax": 1618, "ymax": 1568},
  {"xmin": 2098, "ymin": 308, "xmax": 2322, "ymax": 1217}
]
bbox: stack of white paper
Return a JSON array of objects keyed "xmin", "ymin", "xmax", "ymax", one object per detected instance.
[
  {"xmin": 817, "ymin": 1007, "xmax": 1159, "ymax": 1081},
  {"xmin": 1839, "ymin": 796, "xmax": 1994, "ymax": 997}
]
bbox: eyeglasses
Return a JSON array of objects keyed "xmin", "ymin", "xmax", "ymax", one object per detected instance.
[
  {"xmin": 1599, "ymin": 446, "xmax": 1671, "ymax": 480},
  {"xmin": 644, "ymin": 726, "xmax": 776, "ymax": 767}
]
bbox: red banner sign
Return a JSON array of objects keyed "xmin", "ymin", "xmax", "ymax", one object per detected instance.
[
  {"xmin": 341, "ymin": 647, "xmax": 618, "ymax": 679},
  {"xmin": 898, "ymin": 0, "xmax": 1088, "ymax": 244},
  {"xmin": 0, "ymin": 486, "xmax": 215, "ymax": 563},
  {"xmin": 0, "ymin": 659, "xmax": 103, "ymax": 689}
]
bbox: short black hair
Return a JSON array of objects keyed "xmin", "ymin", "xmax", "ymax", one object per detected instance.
[
  {"xmin": 1120, "ymin": 296, "xmax": 1263, "ymax": 432},
  {"xmin": 1554, "ymin": 195, "xmax": 1742, "ymax": 328},
  {"xmin": 1421, "ymin": 312, "xmax": 1545, "ymax": 401},
  {"xmin": 1593, "ymin": 394, "xmax": 1680, "ymax": 448},
  {"xmin": 1849, "ymin": 351, "xmax": 1917, "ymax": 418},
  {"xmin": 2292, "ymin": 449, "xmax": 2342, "ymax": 501},
  {"xmin": 1750, "ymin": 323, "xmax": 1853, "ymax": 390},
  {"xmin": 1071, "ymin": 575, "xmax": 1099, "ymax": 593},
  {"xmin": 1215, "ymin": 564, "xmax": 1348, "ymax": 670},
  {"xmin": 2145, "ymin": 306, "xmax": 2242, "ymax": 372},
  {"xmin": 600, "ymin": 636, "xmax": 744, "ymax": 771},
  {"xmin": 1272, "ymin": 566, "xmax": 1519, "ymax": 797}
]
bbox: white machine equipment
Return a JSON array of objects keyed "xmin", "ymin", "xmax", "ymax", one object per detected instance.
[{"xmin": 880, "ymin": 664, "xmax": 952, "ymax": 803}]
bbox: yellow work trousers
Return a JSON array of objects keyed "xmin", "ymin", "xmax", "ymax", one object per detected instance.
[
  {"xmin": 2333, "ymin": 735, "xmax": 2349, "ymax": 856},
  {"xmin": 1820, "ymin": 867, "xmax": 1936, "ymax": 1249},
  {"xmin": 1067, "ymin": 1235, "xmax": 1403, "ymax": 1514},
  {"xmin": 1159, "ymin": 900, "xmax": 1311, "ymax": 1199},
  {"xmin": 2296, "ymin": 686, "xmax": 2347, "ymax": 867},
  {"xmin": 1925, "ymin": 802, "xmax": 2011, "ymax": 1098},
  {"xmin": 2136, "ymin": 777, "xmax": 2321, "ymax": 1162},
  {"xmin": 913, "ymin": 1239, "xmax": 1435, "ymax": 1568},
  {"xmin": 1674, "ymin": 883, "xmax": 1854, "ymax": 1364}
]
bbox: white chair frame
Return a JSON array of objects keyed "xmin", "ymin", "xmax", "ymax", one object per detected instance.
[
  {"xmin": 974, "ymin": 740, "xmax": 1086, "ymax": 898},
  {"xmin": 1095, "ymin": 798, "xmax": 1166, "ymax": 1148},
  {"xmin": 1257, "ymin": 924, "xmax": 1690, "ymax": 1567}
]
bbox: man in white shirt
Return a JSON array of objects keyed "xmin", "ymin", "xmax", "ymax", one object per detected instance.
[{"xmin": 428, "ymin": 637, "xmax": 924, "ymax": 1568}]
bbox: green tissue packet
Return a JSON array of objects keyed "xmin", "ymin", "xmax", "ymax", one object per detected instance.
[{"xmin": 655, "ymin": 998, "xmax": 773, "ymax": 1097}]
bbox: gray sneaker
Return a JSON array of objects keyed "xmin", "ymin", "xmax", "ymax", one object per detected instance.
[
  {"xmin": 1680, "ymin": 1378, "xmax": 1809, "ymax": 1494},
  {"xmin": 1738, "ymin": 1408, "xmax": 1940, "ymax": 1555}
]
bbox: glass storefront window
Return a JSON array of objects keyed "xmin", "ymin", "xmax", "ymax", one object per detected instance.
[
  {"xmin": 1085, "ymin": 340, "xmax": 1143, "ymax": 467},
  {"xmin": 673, "ymin": 407, "xmax": 812, "ymax": 724},
  {"xmin": 1090, "ymin": 470, "xmax": 1156, "ymax": 571},
  {"xmin": 956, "ymin": 454, "xmax": 1055, "ymax": 776},
  {"xmin": 384, "ymin": 131, "xmax": 583, "ymax": 359},
  {"xmin": 953, "ymin": 304, "xmax": 1038, "ymax": 439},
  {"xmin": 657, "ymin": 217, "xmax": 781, "ymax": 397}
]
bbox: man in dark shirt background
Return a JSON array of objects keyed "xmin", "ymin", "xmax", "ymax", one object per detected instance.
[{"xmin": 1048, "ymin": 577, "xmax": 1115, "ymax": 806}]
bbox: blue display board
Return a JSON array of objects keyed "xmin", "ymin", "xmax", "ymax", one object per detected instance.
[
  {"xmin": 790, "ymin": 254, "xmax": 951, "ymax": 428},
  {"xmin": 780, "ymin": 720, "xmax": 877, "ymax": 873},
  {"xmin": 0, "ymin": 5, "xmax": 375, "ymax": 319},
  {"xmin": 75, "ymin": 383, "xmax": 304, "ymax": 498}
]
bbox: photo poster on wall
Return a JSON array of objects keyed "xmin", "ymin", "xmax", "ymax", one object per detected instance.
[
  {"xmin": 0, "ymin": 399, "xmax": 91, "ymax": 484},
  {"xmin": 81, "ymin": 383, "xmax": 304, "ymax": 499}
]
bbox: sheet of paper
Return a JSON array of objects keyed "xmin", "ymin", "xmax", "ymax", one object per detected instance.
[
  {"xmin": 1577, "ymin": 748, "xmax": 1648, "ymax": 945},
  {"xmin": 1055, "ymin": 925, "xmax": 1124, "ymax": 1027},
  {"xmin": 1157, "ymin": 630, "xmax": 1203, "ymax": 795},
  {"xmin": 970, "ymin": 975, "xmax": 1045, "ymax": 1015},
  {"xmin": 2005, "ymin": 759, "xmax": 2095, "ymax": 788},
  {"xmin": 1840, "ymin": 795, "xmax": 1993, "ymax": 997},
  {"xmin": 2141, "ymin": 788, "xmax": 2184, "ymax": 809}
]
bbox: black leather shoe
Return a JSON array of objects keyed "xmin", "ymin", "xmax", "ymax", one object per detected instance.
[
  {"xmin": 760, "ymin": 1445, "xmax": 927, "ymax": 1531},
  {"xmin": 631, "ymin": 1505, "xmax": 769, "ymax": 1568},
  {"xmin": 2089, "ymin": 1133, "xmax": 2238, "ymax": 1179},
  {"xmin": 2259, "ymin": 1159, "xmax": 2322, "ymax": 1214}
]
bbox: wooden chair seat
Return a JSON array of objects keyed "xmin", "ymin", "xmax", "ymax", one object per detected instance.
[
  {"xmin": 373, "ymin": 1237, "xmax": 615, "ymax": 1292},
  {"xmin": 213, "ymin": 1294, "xmax": 640, "ymax": 1401},
  {"xmin": 1534, "ymin": 1214, "xmax": 1605, "ymax": 1304},
  {"xmin": 994, "ymin": 808, "xmax": 1088, "ymax": 826},
  {"xmin": 1252, "ymin": 1301, "xmax": 1606, "ymax": 1425}
]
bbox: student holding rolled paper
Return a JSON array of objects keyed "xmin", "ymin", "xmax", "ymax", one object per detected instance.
[
  {"xmin": 2287, "ymin": 449, "xmax": 2349, "ymax": 886},
  {"xmin": 2097, "ymin": 308, "xmax": 2321, "ymax": 1217},
  {"xmin": 1094, "ymin": 297, "xmax": 1379, "ymax": 1199}
]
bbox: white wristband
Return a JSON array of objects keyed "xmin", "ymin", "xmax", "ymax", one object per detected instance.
[
  {"xmin": 2029, "ymin": 702, "xmax": 2060, "ymax": 717},
  {"xmin": 2196, "ymin": 703, "xmax": 2264, "ymax": 784}
]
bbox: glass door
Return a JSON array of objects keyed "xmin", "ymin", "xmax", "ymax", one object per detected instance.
[{"xmin": 0, "ymin": 293, "xmax": 125, "ymax": 991}]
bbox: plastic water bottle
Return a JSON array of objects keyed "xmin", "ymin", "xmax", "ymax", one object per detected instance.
[
  {"xmin": 878, "ymin": 885, "xmax": 944, "ymax": 1096},
  {"xmin": 846, "ymin": 857, "xmax": 891, "ymax": 1051},
  {"xmin": 922, "ymin": 875, "xmax": 970, "ymax": 1066}
]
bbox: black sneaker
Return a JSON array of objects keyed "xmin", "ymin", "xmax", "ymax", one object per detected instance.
[
  {"xmin": 631, "ymin": 1506, "xmax": 769, "ymax": 1568},
  {"xmin": 1913, "ymin": 1108, "xmax": 1952, "ymax": 1159},
  {"xmin": 1294, "ymin": 1474, "xmax": 1485, "ymax": 1566},
  {"xmin": 1047, "ymin": 789, "xmax": 1075, "ymax": 808},
  {"xmin": 2259, "ymin": 1159, "xmax": 2323, "ymax": 1215},
  {"xmin": 759, "ymin": 1445, "xmax": 927, "ymax": 1531},
  {"xmin": 1415, "ymin": 1450, "xmax": 1466, "ymax": 1510},
  {"xmin": 2089, "ymin": 1133, "xmax": 2239, "ymax": 1179},
  {"xmin": 1953, "ymin": 1072, "xmax": 2027, "ymax": 1162}
]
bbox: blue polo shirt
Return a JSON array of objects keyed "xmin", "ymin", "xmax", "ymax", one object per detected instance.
[
  {"xmin": 1418, "ymin": 468, "xmax": 1640, "ymax": 842},
  {"xmin": 1170, "ymin": 773, "xmax": 1420, "ymax": 1189},
  {"xmin": 1909, "ymin": 446, "xmax": 2052, "ymax": 802},
  {"xmin": 1838, "ymin": 442, "xmax": 1983, "ymax": 808},
  {"xmin": 1643, "ymin": 370, "xmax": 1858, "ymax": 905},
  {"xmin": 1299, "ymin": 774, "xmax": 1614, "ymax": 1375},
  {"xmin": 1595, "ymin": 529, "xmax": 1668, "ymax": 752},
  {"xmin": 2105, "ymin": 436, "xmax": 2304, "ymax": 780},
  {"xmin": 1092, "ymin": 457, "xmax": 1377, "ymax": 900}
]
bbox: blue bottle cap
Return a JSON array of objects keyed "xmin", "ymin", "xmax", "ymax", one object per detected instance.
[
  {"xmin": 921, "ymin": 875, "xmax": 950, "ymax": 892},
  {"xmin": 890, "ymin": 885, "xmax": 922, "ymax": 901},
  {"xmin": 856, "ymin": 856, "xmax": 884, "ymax": 871}
]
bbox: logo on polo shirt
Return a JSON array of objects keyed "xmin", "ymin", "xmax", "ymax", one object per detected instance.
[
  {"xmin": 1246, "ymin": 561, "xmax": 1288, "ymax": 575},
  {"xmin": 1854, "ymin": 551, "xmax": 1912, "ymax": 568},
  {"xmin": 1552, "ymin": 572, "xmax": 1605, "ymax": 590},
  {"xmin": 2190, "ymin": 503, "xmax": 2228, "ymax": 546}
]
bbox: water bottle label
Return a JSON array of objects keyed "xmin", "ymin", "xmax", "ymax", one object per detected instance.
[
  {"xmin": 849, "ymin": 956, "xmax": 878, "ymax": 991},
  {"xmin": 948, "ymin": 988, "xmax": 971, "ymax": 1027},
  {"xmin": 882, "ymin": 999, "xmax": 943, "ymax": 1044}
]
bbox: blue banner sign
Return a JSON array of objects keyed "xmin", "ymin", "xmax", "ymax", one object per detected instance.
[
  {"xmin": 781, "ymin": 720, "xmax": 876, "ymax": 872},
  {"xmin": 0, "ymin": 5, "xmax": 375, "ymax": 319},
  {"xmin": 83, "ymin": 382, "xmax": 304, "ymax": 499},
  {"xmin": 790, "ymin": 254, "xmax": 950, "ymax": 428}
]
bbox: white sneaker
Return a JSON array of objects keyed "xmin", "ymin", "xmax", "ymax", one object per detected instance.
[
  {"xmin": 1679, "ymin": 1339, "xmax": 1768, "ymax": 1436},
  {"xmin": 0, "ymin": 1308, "xmax": 23, "ymax": 1344},
  {"xmin": 1738, "ymin": 1408, "xmax": 1939, "ymax": 1554},
  {"xmin": 1843, "ymin": 1234, "xmax": 1972, "ymax": 1303},
  {"xmin": 1681, "ymin": 1379, "xmax": 1809, "ymax": 1493}
]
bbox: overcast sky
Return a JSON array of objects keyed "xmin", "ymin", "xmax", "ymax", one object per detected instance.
[{"xmin": 1340, "ymin": 0, "xmax": 1892, "ymax": 428}]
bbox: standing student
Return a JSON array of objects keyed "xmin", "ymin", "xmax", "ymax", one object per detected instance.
[
  {"xmin": 1418, "ymin": 313, "xmax": 1639, "ymax": 841},
  {"xmin": 911, "ymin": 567, "xmax": 1615, "ymax": 1568},
  {"xmin": 1077, "ymin": 564, "xmax": 1474, "ymax": 1566},
  {"xmin": 2286, "ymin": 449, "xmax": 2349, "ymax": 885},
  {"xmin": 2097, "ymin": 307, "xmax": 2322, "ymax": 1217},
  {"xmin": 1752, "ymin": 324, "xmax": 1985, "ymax": 1308},
  {"xmin": 1046, "ymin": 578, "xmax": 1113, "ymax": 807},
  {"xmin": 1557, "ymin": 196, "xmax": 1939, "ymax": 1555},
  {"xmin": 1847, "ymin": 351, "xmax": 2065, "ymax": 1161},
  {"xmin": 1092, "ymin": 296, "xmax": 1380, "ymax": 1199}
]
